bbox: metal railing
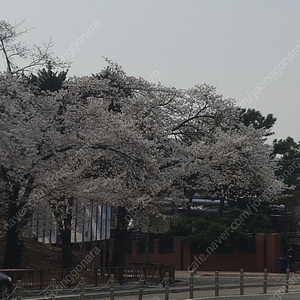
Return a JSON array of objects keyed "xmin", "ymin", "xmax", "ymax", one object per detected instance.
[
  {"xmin": 5, "ymin": 268, "xmax": 300, "ymax": 299},
  {"xmin": 0, "ymin": 264, "xmax": 175, "ymax": 288}
]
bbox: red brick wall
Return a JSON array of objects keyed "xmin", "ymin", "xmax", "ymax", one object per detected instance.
[
  {"xmin": 266, "ymin": 234, "xmax": 281, "ymax": 273},
  {"xmin": 192, "ymin": 245, "xmax": 258, "ymax": 272},
  {"xmin": 123, "ymin": 233, "xmax": 282, "ymax": 272},
  {"xmin": 125, "ymin": 240, "xmax": 183, "ymax": 269}
]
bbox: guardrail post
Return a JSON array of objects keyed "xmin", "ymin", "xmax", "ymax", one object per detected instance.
[
  {"xmin": 165, "ymin": 272, "xmax": 169, "ymax": 300},
  {"xmin": 263, "ymin": 268, "xmax": 268, "ymax": 294},
  {"xmin": 50, "ymin": 278, "xmax": 56, "ymax": 300},
  {"xmin": 215, "ymin": 271, "xmax": 219, "ymax": 297},
  {"xmin": 285, "ymin": 269, "xmax": 290, "ymax": 293},
  {"xmin": 138, "ymin": 274, "xmax": 145, "ymax": 300},
  {"xmin": 110, "ymin": 274, "xmax": 115, "ymax": 300},
  {"xmin": 16, "ymin": 279, "xmax": 22, "ymax": 300},
  {"xmin": 240, "ymin": 269, "xmax": 244, "ymax": 295},
  {"xmin": 79, "ymin": 277, "xmax": 85, "ymax": 300},
  {"xmin": 189, "ymin": 271, "xmax": 194, "ymax": 299}
]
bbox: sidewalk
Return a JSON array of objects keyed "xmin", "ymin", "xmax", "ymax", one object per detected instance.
[{"xmin": 175, "ymin": 270, "xmax": 285, "ymax": 280}]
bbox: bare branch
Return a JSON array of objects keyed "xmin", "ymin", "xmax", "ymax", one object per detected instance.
[{"xmin": 0, "ymin": 20, "xmax": 69, "ymax": 75}]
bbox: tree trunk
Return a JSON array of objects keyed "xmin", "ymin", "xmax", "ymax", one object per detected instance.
[
  {"xmin": 60, "ymin": 227, "xmax": 72, "ymax": 269},
  {"xmin": 3, "ymin": 227, "xmax": 19, "ymax": 268},
  {"xmin": 2, "ymin": 172, "xmax": 33, "ymax": 268},
  {"xmin": 217, "ymin": 198, "xmax": 225, "ymax": 217},
  {"xmin": 184, "ymin": 188, "xmax": 196, "ymax": 218},
  {"xmin": 3, "ymin": 202, "xmax": 20, "ymax": 268},
  {"xmin": 111, "ymin": 206, "xmax": 127, "ymax": 267},
  {"xmin": 144, "ymin": 229, "xmax": 150, "ymax": 265},
  {"xmin": 59, "ymin": 209, "xmax": 73, "ymax": 269},
  {"xmin": 55, "ymin": 196, "xmax": 74, "ymax": 269}
]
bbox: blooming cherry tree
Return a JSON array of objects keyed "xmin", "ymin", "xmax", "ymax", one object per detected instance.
[{"xmin": 0, "ymin": 61, "xmax": 287, "ymax": 268}]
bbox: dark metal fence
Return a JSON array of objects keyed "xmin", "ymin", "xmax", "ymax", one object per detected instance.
[{"xmin": 0, "ymin": 264, "xmax": 175, "ymax": 288}]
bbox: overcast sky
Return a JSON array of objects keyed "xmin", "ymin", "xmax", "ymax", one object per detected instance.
[{"xmin": 1, "ymin": 0, "xmax": 300, "ymax": 143}]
